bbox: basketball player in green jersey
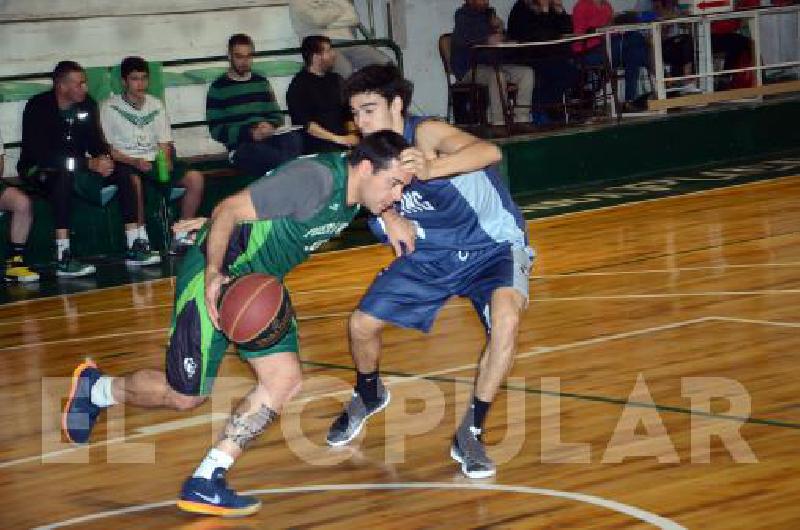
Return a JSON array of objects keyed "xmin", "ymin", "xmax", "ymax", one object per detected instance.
[{"xmin": 62, "ymin": 131, "xmax": 413, "ymax": 517}]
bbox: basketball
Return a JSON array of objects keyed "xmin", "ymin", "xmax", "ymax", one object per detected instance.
[{"xmin": 217, "ymin": 273, "xmax": 294, "ymax": 350}]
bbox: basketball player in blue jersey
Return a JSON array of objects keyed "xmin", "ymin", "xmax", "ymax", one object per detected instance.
[{"xmin": 326, "ymin": 65, "xmax": 534, "ymax": 479}]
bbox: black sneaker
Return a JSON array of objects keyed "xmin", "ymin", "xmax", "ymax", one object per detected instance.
[
  {"xmin": 125, "ymin": 238, "xmax": 161, "ymax": 266},
  {"xmin": 326, "ymin": 380, "xmax": 390, "ymax": 446},
  {"xmin": 56, "ymin": 249, "xmax": 96, "ymax": 278},
  {"xmin": 450, "ymin": 424, "xmax": 496, "ymax": 479}
]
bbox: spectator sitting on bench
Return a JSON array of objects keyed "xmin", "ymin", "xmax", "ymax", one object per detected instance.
[
  {"xmin": 17, "ymin": 60, "xmax": 140, "ymax": 278},
  {"xmin": 451, "ymin": 0, "xmax": 536, "ymax": 134},
  {"xmin": 572, "ymin": 0, "xmax": 652, "ymax": 110},
  {"xmin": 101, "ymin": 56, "xmax": 204, "ymax": 258},
  {"xmin": 1, "ymin": 128, "xmax": 39, "ymax": 282},
  {"xmin": 289, "ymin": 0, "xmax": 392, "ymax": 78},
  {"xmin": 287, "ymin": 36, "xmax": 359, "ymax": 154},
  {"xmin": 206, "ymin": 34, "xmax": 304, "ymax": 177},
  {"xmin": 638, "ymin": 0, "xmax": 695, "ymax": 89},
  {"xmin": 507, "ymin": 0, "xmax": 578, "ymax": 124},
  {"xmin": 711, "ymin": 0, "xmax": 759, "ymax": 90}
]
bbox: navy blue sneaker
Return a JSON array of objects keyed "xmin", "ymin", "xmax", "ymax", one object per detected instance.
[
  {"xmin": 177, "ymin": 468, "xmax": 261, "ymax": 517},
  {"xmin": 61, "ymin": 359, "xmax": 103, "ymax": 444}
]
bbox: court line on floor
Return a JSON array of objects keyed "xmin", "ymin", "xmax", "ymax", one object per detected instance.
[
  {"xmin": 5, "ymin": 172, "xmax": 798, "ymax": 311},
  {"xmin": 0, "ymin": 304, "xmax": 174, "ymax": 327},
  {"xmin": 710, "ymin": 316, "xmax": 800, "ymax": 328},
  {"xmin": 304, "ymin": 311, "xmax": 800, "ymax": 429},
  {"xmin": 304, "ymin": 361, "xmax": 800, "ymax": 431},
  {"xmin": 532, "ymin": 261, "xmax": 800, "ymax": 278},
  {"xmin": 6, "ymin": 260, "xmax": 800, "ymax": 326},
  {"xmin": 8, "ymin": 287, "xmax": 800, "ymax": 353},
  {"xmin": 531, "ymin": 290, "xmax": 800, "ymax": 302},
  {"xmin": 4, "ymin": 315, "xmax": 797, "ymax": 470},
  {"xmin": 5, "ymin": 280, "xmax": 800, "ymax": 329},
  {"xmin": 32, "ymin": 482, "xmax": 685, "ymax": 530},
  {"xmin": 292, "ymin": 261, "xmax": 800, "ymax": 296},
  {"xmin": 0, "ymin": 318, "xmax": 706, "ymax": 469},
  {"xmin": 0, "ymin": 276, "xmax": 176, "ymax": 309},
  {"xmin": 523, "ymin": 172, "xmax": 800, "ymax": 223},
  {"xmin": 0, "ymin": 328, "xmax": 170, "ymax": 352},
  {"xmin": 0, "ymin": 304, "xmax": 696, "ymax": 353}
]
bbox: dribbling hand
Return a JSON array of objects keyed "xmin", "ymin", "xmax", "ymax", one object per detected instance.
[
  {"xmin": 172, "ymin": 217, "xmax": 208, "ymax": 235},
  {"xmin": 383, "ymin": 209, "xmax": 417, "ymax": 256},
  {"xmin": 205, "ymin": 269, "xmax": 232, "ymax": 329}
]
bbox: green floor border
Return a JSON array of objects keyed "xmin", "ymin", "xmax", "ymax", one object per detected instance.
[{"xmin": 515, "ymin": 150, "xmax": 800, "ymax": 220}]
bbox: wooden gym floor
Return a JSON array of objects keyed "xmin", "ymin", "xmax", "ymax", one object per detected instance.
[{"xmin": 0, "ymin": 175, "xmax": 798, "ymax": 529}]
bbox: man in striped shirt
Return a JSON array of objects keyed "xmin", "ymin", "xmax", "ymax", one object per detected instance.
[{"xmin": 205, "ymin": 33, "xmax": 303, "ymax": 176}]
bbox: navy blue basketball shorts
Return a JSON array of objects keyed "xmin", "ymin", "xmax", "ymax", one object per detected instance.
[{"xmin": 359, "ymin": 244, "xmax": 534, "ymax": 333}]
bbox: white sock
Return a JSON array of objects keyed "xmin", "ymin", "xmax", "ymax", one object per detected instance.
[
  {"xmin": 89, "ymin": 376, "xmax": 117, "ymax": 407},
  {"xmin": 137, "ymin": 225, "xmax": 149, "ymax": 242},
  {"xmin": 193, "ymin": 447, "xmax": 235, "ymax": 480},
  {"xmin": 56, "ymin": 239, "xmax": 70, "ymax": 260},
  {"xmin": 125, "ymin": 228, "xmax": 138, "ymax": 249}
]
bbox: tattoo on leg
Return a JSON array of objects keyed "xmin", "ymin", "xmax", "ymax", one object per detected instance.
[{"xmin": 220, "ymin": 404, "xmax": 278, "ymax": 450}]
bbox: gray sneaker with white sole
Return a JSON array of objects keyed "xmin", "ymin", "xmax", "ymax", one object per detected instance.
[{"xmin": 326, "ymin": 381, "xmax": 390, "ymax": 446}]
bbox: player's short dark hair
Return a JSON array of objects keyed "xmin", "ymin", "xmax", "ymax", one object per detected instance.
[
  {"xmin": 348, "ymin": 130, "xmax": 409, "ymax": 172},
  {"xmin": 344, "ymin": 64, "xmax": 413, "ymax": 115},
  {"xmin": 52, "ymin": 60, "xmax": 84, "ymax": 84},
  {"xmin": 228, "ymin": 33, "xmax": 254, "ymax": 52},
  {"xmin": 301, "ymin": 35, "xmax": 332, "ymax": 66},
  {"xmin": 120, "ymin": 56, "xmax": 149, "ymax": 79}
]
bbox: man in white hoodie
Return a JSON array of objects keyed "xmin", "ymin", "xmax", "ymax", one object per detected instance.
[{"xmin": 289, "ymin": 0, "xmax": 392, "ymax": 77}]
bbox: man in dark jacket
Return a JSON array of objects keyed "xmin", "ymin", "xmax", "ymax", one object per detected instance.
[
  {"xmin": 507, "ymin": 0, "xmax": 578, "ymax": 123},
  {"xmin": 287, "ymin": 35, "xmax": 358, "ymax": 154},
  {"xmin": 451, "ymin": 0, "xmax": 535, "ymax": 131},
  {"xmin": 508, "ymin": 0, "xmax": 572, "ymax": 44},
  {"xmin": 18, "ymin": 60, "xmax": 138, "ymax": 277}
]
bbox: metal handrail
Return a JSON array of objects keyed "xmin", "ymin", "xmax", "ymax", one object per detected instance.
[
  {"xmin": 594, "ymin": 5, "xmax": 800, "ymax": 100},
  {"xmin": 473, "ymin": 4, "xmax": 799, "ymax": 108}
]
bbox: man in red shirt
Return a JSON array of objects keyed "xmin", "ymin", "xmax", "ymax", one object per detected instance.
[
  {"xmin": 572, "ymin": 0, "xmax": 651, "ymax": 107},
  {"xmin": 711, "ymin": 0, "xmax": 757, "ymax": 89}
]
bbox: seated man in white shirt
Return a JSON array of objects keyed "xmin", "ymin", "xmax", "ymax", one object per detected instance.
[{"xmin": 100, "ymin": 56, "xmax": 204, "ymax": 259}]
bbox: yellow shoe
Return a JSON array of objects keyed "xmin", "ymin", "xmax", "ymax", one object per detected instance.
[{"xmin": 5, "ymin": 255, "xmax": 39, "ymax": 283}]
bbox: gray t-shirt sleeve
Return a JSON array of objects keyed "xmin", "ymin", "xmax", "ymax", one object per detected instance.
[{"xmin": 248, "ymin": 158, "xmax": 335, "ymax": 221}]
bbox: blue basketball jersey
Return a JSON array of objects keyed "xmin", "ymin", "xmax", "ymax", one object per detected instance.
[{"xmin": 369, "ymin": 115, "xmax": 528, "ymax": 256}]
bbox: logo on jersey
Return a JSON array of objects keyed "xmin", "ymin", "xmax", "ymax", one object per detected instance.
[
  {"xmin": 304, "ymin": 222, "xmax": 349, "ymax": 238},
  {"xmin": 110, "ymin": 104, "xmax": 160, "ymax": 128},
  {"xmin": 303, "ymin": 221, "xmax": 350, "ymax": 252},
  {"xmin": 184, "ymin": 358, "xmax": 197, "ymax": 378},
  {"xmin": 400, "ymin": 191, "xmax": 435, "ymax": 214}
]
